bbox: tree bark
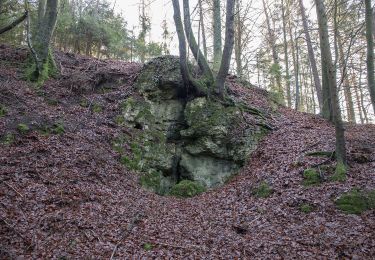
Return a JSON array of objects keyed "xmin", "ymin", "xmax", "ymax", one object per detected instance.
[
  {"xmin": 365, "ymin": 0, "xmax": 375, "ymax": 114},
  {"xmin": 234, "ymin": 0, "xmax": 243, "ymax": 78},
  {"xmin": 182, "ymin": 0, "xmax": 213, "ymax": 81},
  {"xmin": 315, "ymin": 0, "xmax": 347, "ymax": 167},
  {"xmin": 298, "ymin": 0, "xmax": 323, "ymax": 110},
  {"xmin": 281, "ymin": 0, "xmax": 291, "ymax": 107},
  {"xmin": 172, "ymin": 0, "xmax": 190, "ymax": 89},
  {"xmin": 0, "ymin": 11, "xmax": 27, "ymax": 35},
  {"xmin": 215, "ymin": 0, "xmax": 235, "ymax": 96},
  {"xmin": 31, "ymin": 0, "xmax": 59, "ymax": 81},
  {"xmin": 337, "ymin": 33, "xmax": 355, "ymax": 123},
  {"xmin": 262, "ymin": 0, "xmax": 284, "ymax": 102},
  {"xmin": 213, "ymin": 0, "xmax": 222, "ymax": 72},
  {"xmin": 198, "ymin": 0, "xmax": 207, "ymax": 60}
]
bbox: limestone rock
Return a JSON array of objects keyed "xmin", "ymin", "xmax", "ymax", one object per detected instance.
[{"xmin": 121, "ymin": 56, "xmax": 269, "ymax": 193}]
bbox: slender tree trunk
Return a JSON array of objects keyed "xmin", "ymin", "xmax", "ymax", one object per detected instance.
[
  {"xmin": 337, "ymin": 33, "xmax": 355, "ymax": 123},
  {"xmin": 215, "ymin": 0, "xmax": 236, "ymax": 96},
  {"xmin": 198, "ymin": 0, "xmax": 207, "ymax": 60},
  {"xmin": 262, "ymin": 0, "xmax": 284, "ymax": 102},
  {"xmin": 298, "ymin": 0, "xmax": 323, "ymax": 110},
  {"xmin": 365, "ymin": 0, "xmax": 375, "ymax": 114},
  {"xmin": 315, "ymin": 0, "xmax": 347, "ymax": 168},
  {"xmin": 172, "ymin": 0, "xmax": 190, "ymax": 89},
  {"xmin": 352, "ymin": 72, "xmax": 364, "ymax": 124},
  {"xmin": 234, "ymin": 0, "xmax": 243, "ymax": 78},
  {"xmin": 0, "ymin": 11, "xmax": 27, "ymax": 35},
  {"xmin": 295, "ymin": 37, "xmax": 300, "ymax": 110},
  {"xmin": 288, "ymin": 17, "xmax": 298, "ymax": 110},
  {"xmin": 182, "ymin": 0, "xmax": 213, "ymax": 81},
  {"xmin": 281, "ymin": 0, "xmax": 291, "ymax": 107},
  {"xmin": 213, "ymin": 0, "xmax": 222, "ymax": 72}
]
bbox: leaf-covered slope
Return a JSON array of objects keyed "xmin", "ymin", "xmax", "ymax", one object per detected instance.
[{"xmin": 0, "ymin": 45, "xmax": 374, "ymax": 259}]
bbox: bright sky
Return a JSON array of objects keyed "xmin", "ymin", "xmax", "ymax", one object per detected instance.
[{"xmin": 113, "ymin": 0, "xmax": 316, "ymax": 55}]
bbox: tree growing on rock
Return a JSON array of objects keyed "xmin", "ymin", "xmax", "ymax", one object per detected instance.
[{"xmin": 172, "ymin": 0, "xmax": 235, "ymax": 98}]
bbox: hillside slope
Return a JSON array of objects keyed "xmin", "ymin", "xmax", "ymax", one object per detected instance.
[{"xmin": 1, "ymin": 45, "xmax": 375, "ymax": 259}]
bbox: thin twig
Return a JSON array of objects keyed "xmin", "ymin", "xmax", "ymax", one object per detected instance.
[{"xmin": 3, "ymin": 182, "xmax": 24, "ymax": 198}]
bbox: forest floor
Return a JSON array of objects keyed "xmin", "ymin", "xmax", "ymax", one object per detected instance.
[{"xmin": 1, "ymin": 44, "xmax": 375, "ymax": 259}]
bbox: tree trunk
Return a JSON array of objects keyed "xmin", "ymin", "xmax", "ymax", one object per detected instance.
[
  {"xmin": 234, "ymin": 0, "xmax": 243, "ymax": 78},
  {"xmin": 0, "ymin": 11, "xmax": 27, "ymax": 35},
  {"xmin": 262, "ymin": 0, "xmax": 284, "ymax": 102},
  {"xmin": 213, "ymin": 0, "xmax": 222, "ymax": 72},
  {"xmin": 365, "ymin": 0, "xmax": 375, "ymax": 114},
  {"xmin": 198, "ymin": 0, "xmax": 207, "ymax": 59},
  {"xmin": 215, "ymin": 0, "xmax": 235, "ymax": 96},
  {"xmin": 172, "ymin": 0, "xmax": 190, "ymax": 89},
  {"xmin": 337, "ymin": 33, "xmax": 355, "ymax": 123},
  {"xmin": 31, "ymin": 0, "xmax": 59, "ymax": 82},
  {"xmin": 298, "ymin": 0, "xmax": 323, "ymax": 110},
  {"xmin": 281, "ymin": 0, "xmax": 291, "ymax": 107},
  {"xmin": 182, "ymin": 0, "xmax": 213, "ymax": 81},
  {"xmin": 315, "ymin": 0, "xmax": 347, "ymax": 168}
]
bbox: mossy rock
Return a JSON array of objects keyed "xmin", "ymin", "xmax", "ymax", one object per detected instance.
[
  {"xmin": 135, "ymin": 55, "xmax": 185, "ymax": 100},
  {"xmin": 303, "ymin": 168, "xmax": 321, "ymax": 186},
  {"xmin": 335, "ymin": 189, "xmax": 369, "ymax": 214},
  {"xmin": 169, "ymin": 180, "xmax": 206, "ymax": 198}
]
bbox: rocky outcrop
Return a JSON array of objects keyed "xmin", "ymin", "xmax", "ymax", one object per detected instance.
[{"xmin": 121, "ymin": 56, "xmax": 269, "ymax": 194}]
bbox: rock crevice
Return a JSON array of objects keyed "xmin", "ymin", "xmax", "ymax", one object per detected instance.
[{"xmin": 122, "ymin": 56, "xmax": 269, "ymax": 194}]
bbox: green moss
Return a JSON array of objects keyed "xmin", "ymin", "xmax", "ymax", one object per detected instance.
[
  {"xmin": 25, "ymin": 50, "xmax": 58, "ymax": 87},
  {"xmin": 52, "ymin": 122, "xmax": 65, "ymax": 135},
  {"xmin": 140, "ymin": 171, "xmax": 162, "ymax": 192},
  {"xmin": 1, "ymin": 133, "xmax": 15, "ymax": 145},
  {"xmin": 303, "ymin": 168, "xmax": 321, "ymax": 186},
  {"xmin": 45, "ymin": 98, "xmax": 59, "ymax": 106},
  {"xmin": 0, "ymin": 104, "xmax": 7, "ymax": 117},
  {"xmin": 169, "ymin": 180, "xmax": 206, "ymax": 198},
  {"xmin": 300, "ymin": 203, "xmax": 314, "ymax": 213},
  {"xmin": 253, "ymin": 181, "xmax": 273, "ymax": 198},
  {"xmin": 121, "ymin": 97, "xmax": 136, "ymax": 110},
  {"xmin": 114, "ymin": 115, "xmax": 125, "ymax": 126},
  {"xmin": 367, "ymin": 190, "xmax": 375, "ymax": 209},
  {"xmin": 17, "ymin": 123, "xmax": 30, "ymax": 134},
  {"xmin": 330, "ymin": 162, "xmax": 347, "ymax": 182},
  {"xmin": 80, "ymin": 99, "xmax": 89, "ymax": 108},
  {"xmin": 92, "ymin": 103, "xmax": 102, "ymax": 113},
  {"xmin": 143, "ymin": 243, "xmax": 154, "ymax": 251},
  {"xmin": 335, "ymin": 189, "xmax": 368, "ymax": 214},
  {"xmin": 119, "ymin": 142, "xmax": 143, "ymax": 171}
]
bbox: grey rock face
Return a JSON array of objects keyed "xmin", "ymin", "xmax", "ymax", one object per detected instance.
[{"xmin": 122, "ymin": 56, "xmax": 268, "ymax": 192}]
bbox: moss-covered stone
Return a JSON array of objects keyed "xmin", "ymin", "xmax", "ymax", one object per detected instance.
[
  {"xmin": 119, "ymin": 56, "xmax": 270, "ymax": 194},
  {"xmin": 139, "ymin": 171, "xmax": 173, "ymax": 195},
  {"xmin": 169, "ymin": 180, "xmax": 206, "ymax": 198},
  {"xmin": 303, "ymin": 168, "xmax": 321, "ymax": 186},
  {"xmin": 335, "ymin": 189, "xmax": 369, "ymax": 214},
  {"xmin": 135, "ymin": 56, "xmax": 185, "ymax": 100}
]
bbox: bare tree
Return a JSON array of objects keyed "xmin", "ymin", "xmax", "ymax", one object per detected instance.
[{"xmin": 315, "ymin": 0, "xmax": 347, "ymax": 172}]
